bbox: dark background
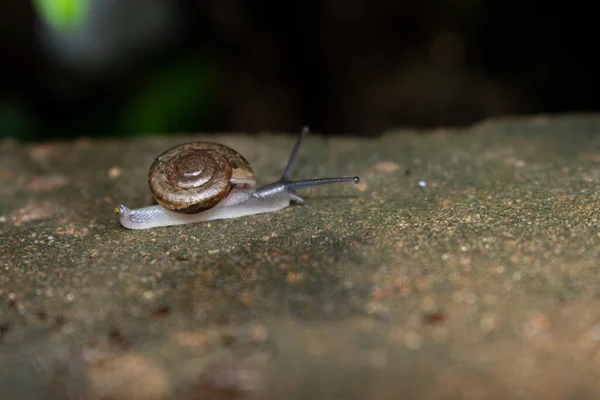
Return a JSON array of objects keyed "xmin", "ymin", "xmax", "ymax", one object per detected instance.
[{"xmin": 0, "ymin": 0, "xmax": 597, "ymax": 140}]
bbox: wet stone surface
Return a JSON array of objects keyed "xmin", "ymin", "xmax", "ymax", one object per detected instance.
[{"xmin": 2, "ymin": 115, "xmax": 600, "ymax": 399}]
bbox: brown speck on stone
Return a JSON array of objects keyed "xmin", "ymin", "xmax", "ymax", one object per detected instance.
[
  {"xmin": 285, "ymin": 271, "xmax": 304, "ymax": 285},
  {"xmin": 174, "ymin": 331, "xmax": 210, "ymax": 348},
  {"xmin": 442, "ymin": 199, "xmax": 452, "ymax": 210},
  {"xmin": 108, "ymin": 327, "xmax": 132, "ymax": 349},
  {"xmin": 221, "ymin": 333, "xmax": 237, "ymax": 347},
  {"xmin": 423, "ymin": 311, "xmax": 447, "ymax": 325},
  {"xmin": 239, "ymin": 289, "xmax": 254, "ymax": 307},
  {"xmin": 515, "ymin": 159, "xmax": 526, "ymax": 168},
  {"xmin": 36, "ymin": 310, "xmax": 47, "ymax": 321},
  {"xmin": 54, "ymin": 315, "xmax": 66, "ymax": 327},
  {"xmin": 525, "ymin": 314, "xmax": 551, "ymax": 337},
  {"xmin": 0, "ymin": 323, "xmax": 10, "ymax": 339},
  {"xmin": 108, "ymin": 167, "xmax": 121, "ymax": 179},
  {"xmin": 373, "ymin": 161, "xmax": 401, "ymax": 173},
  {"xmin": 399, "ymin": 284, "xmax": 411, "ymax": 297},
  {"xmin": 26, "ymin": 175, "xmax": 68, "ymax": 191},
  {"xmin": 252, "ymin": 324, "xmax": 268, "ymax": 342},
  {"xmin": 371, "ymin": 286, "xmax": 392, "ymax": 301},
  {"xmin": 151, "ymin": 305, "xmax": 170, "ymax": 317}
]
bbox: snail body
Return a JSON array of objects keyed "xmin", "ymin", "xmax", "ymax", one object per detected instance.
[{"xmin": 118, "ymin": 127, "xmax": 359, "ymax": 229}]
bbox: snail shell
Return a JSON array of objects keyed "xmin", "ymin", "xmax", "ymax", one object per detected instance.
[{"xmin": 148, "ymin": 142, "xmax": 256, "ymax": 214}]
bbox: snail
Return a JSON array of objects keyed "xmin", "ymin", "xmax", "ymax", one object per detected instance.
[{"xmin": 117, "ymin": 127, "xmax": 359, "ymax": 229}]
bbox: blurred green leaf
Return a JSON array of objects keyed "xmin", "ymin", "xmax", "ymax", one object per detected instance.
[
  {"xmin": 121, "ymin": 57, "xmax": 219, "ymax": 135},
  {"xmin": 33, "ymin": 0, "xmax": 88, "ymax": 31},
  {"xmin": 0, "ymin": 102, "xmax": 37, "ymax": 140}
]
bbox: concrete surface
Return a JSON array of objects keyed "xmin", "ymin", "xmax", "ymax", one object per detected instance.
[{"xmin": 2, "ymin": 115, "xmax": 600, "ymax": 399}]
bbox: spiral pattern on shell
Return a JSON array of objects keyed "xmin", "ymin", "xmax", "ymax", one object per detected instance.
[{"xmin": 148, "ymin": 142, "xmax": 255, "ymax": 214}]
